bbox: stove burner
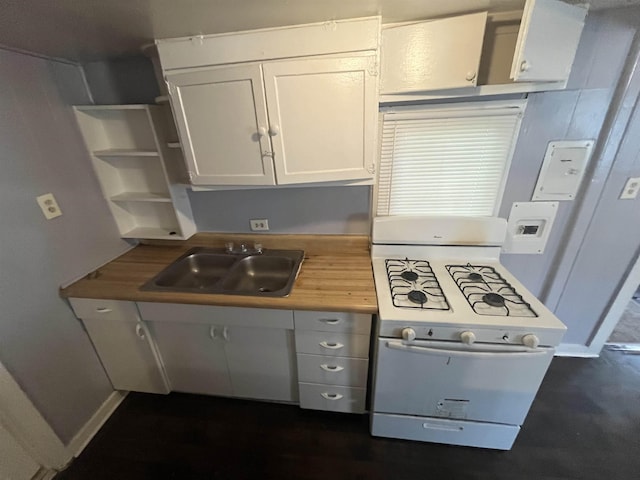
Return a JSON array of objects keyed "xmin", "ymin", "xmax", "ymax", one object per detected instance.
[
  {"xmin": 408, "ymin": 290, "xmax": 428, "ymax": 305},
  {"xmin": 401, "ymin": 271, "xmax": 419, "ymax": 282},
  {"xmin": 385, "ymin": 259, "xmax": 450, "ymax": 310},
  {"xmin": 483, "ymin": 292, "xmax": 506, "ymax": 308},
  {"xmin": 446, "ymin": 264, "xmax": 537, "ymax": 317}
]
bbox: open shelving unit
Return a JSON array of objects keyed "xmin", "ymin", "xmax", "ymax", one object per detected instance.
[{"xmin": 74, "ymin": 105, "xmax": 195, "ymax": 240}]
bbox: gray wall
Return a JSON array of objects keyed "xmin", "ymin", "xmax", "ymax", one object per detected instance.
[
  {"xmin": 0, "ymin": 48, "xmax": 131, "ymax": 442},
  {"xmin": 498, "ymin": 7, "xmax": 640, "ymax": 347},
  {"xmin": 190, "ymin": 186, "xmax": 371, "ymax": 234},
  {"xmin": 82, "ymin": 55, "xmax": 160, "ymax": 105}
]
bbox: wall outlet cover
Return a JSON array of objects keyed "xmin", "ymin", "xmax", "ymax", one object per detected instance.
[
  {"xmin": 250, "ymin": 219, "xmax": 269, "ymax": 231},
  {"xmin": 502, "ymin": 201, "xmax": 559, "ymax": 255},
  {"xmin": 36, "ymin": 193, "xmax": 62, "ymax": 220}
]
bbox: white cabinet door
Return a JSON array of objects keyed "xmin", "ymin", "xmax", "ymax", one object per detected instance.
[
  {"xmin": 148, "ymin": 322, "xmax": 232, "ymax": 396},
  {"xmin": 224, "ymin": 327, "xmax": 297, "ymax": 402},
  {"xmin": 510, "ymin": 0, "xmax": 587, "ymax": 82},
  {"xmin": 82, "ymin": 318, "xmax": 169, "ymax": 394},
  {"xmin": 263, "ymin": 55, "xmax": 378, "ymax": 184},
  {"xmin": 381, "ymin": 12, "xmax": 487, "ymax": 94},
  {"xmin": 167, "ymin": 64, "xmax": 276, "ymax": 186}
]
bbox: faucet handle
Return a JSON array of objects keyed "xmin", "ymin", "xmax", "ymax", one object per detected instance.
[
  {"xmin": 254, "ymin": 242, "xmax": 263, "ymax": 254},
  {"xmin": 225, "ymin": 242, "xmax": 234, "ymax": 254}
]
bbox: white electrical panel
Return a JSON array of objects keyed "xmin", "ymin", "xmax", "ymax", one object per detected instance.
[
  {"xmin": 532, "ymin": 140, "xmax": 594, "ymax": 201},
  {"xmin": 502, "ymin": 202, "xmax": 559, "ymax": 255}
]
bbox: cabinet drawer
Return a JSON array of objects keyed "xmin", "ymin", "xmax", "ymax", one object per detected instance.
[
  {"xmin": 299, "ymin": 382, "xmax": 366, "ymax": 413},
  {"xmin": 138, "ymin": 302, "xmax": 293, "ymax": 329},
  {"xmin": 297, "ymin": 354, "xmax": 368, "ymax": 387},
  {"xmin": 294, "ymin": 311, "xmax": 371, "ymax": 335},
  {"xmin": 295, "ymin": 331, "xmax": 370, "ymax": 358},
  {"xmin": 69, "ymin": 298, "xmax": 139, "ymax": 321}
]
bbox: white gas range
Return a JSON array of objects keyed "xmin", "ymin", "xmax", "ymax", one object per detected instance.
[{"xmin": 370, "ymin": 216, "xmax": 566, "ymax": 450}]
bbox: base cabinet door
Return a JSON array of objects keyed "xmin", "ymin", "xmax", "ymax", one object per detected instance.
[
  {"xmin": 148, "ymin": 322, "xmax": 232, "ymax": 396},
  {"xmin": 81, "ymin": 318, "xmax": 169, "ymax": 394},
  {"xmin": 224, "ymin": 327, "xmax": 297, "ymax": 402}
]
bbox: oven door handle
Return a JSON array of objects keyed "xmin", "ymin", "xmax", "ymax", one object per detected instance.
[{"xmin": 385, "ymin": 341, "xmax": 548, "ymax": 357}]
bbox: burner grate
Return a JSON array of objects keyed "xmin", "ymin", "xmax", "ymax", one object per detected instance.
[
  {"xmin": 447, "ymin": 264, "xmax": 537, "ymax": 317},
  {"xmin": 386, "ymin": 259, "xmax": 450, "ymax": 310}
]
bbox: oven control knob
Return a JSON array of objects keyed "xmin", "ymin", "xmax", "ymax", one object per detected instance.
[
  {"xmin": 460, "ymin": 331, "xmax": 476, "ymax": 345},
  {"xmin": 522, "ymin": 334, "xmax": 540, "ymax": 348},
  {"xmin": 402, "ymin": 328, "xmax": 416, "ymax": 341}
]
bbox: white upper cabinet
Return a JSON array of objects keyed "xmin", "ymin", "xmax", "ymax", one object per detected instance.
[
  {"xmin": 380, "ymin": 0, "xmax": 587, "ymax": 97},
  {"xmin": 167, "ymin": 64, "xmax": 276, "ymax": 186},
  {"xmin": 510, "ymin": 0, "xmax": 588, "ymax": 82},
  {"xmin": 157, "ymin": 17, "xmax": 380, "ymax": 187},
  {"xmin": 263, "ymin": 55, "xmax": 378, "ymax": 184},
  {"xmin": 381, "ymin": 12, "xmax": 488, "ymax": 94}
]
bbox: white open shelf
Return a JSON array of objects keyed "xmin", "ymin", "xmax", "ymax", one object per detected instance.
[
  {"xmin": 93, "ymin": 149, "xmax": 159, "ymax": 157},
  {"xmin": 110, "ymin": 192, "xmax": 172, "ymax": 203},
  {"xmin": 74, "ymin": 105, "xmax": 195, "ymax": 240}
]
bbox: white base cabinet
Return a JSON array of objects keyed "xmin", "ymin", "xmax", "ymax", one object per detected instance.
[
  {"xmin": 294, "ymin": 311, "xmax": 372, "ymax": 413},
  {"xmin": 69, "ymin": 298, "xmax": 170, "ymax": 394},
  {"xmin": 147, "ymin": 321, "xmax": 232, "ymax": 396},
  {"xmin": 70, "ymin": 299, "xmax": 371, "ymax": 412},
  {"xmin": 139, "ymin": 303, "xmax": 298, "ymax": 402}
]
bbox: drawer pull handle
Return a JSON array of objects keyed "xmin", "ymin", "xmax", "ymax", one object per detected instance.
[
  {"xmin": 319, "ymin": 341, "xmax": 344, "ymax": 350},
  {"xmin": 96, "ymin": 307, "xmax": 112, "ymax": 313},
  {"xmin": 321, "ymin": 319, "xmax": 341, "ymax": 325},
  {"xmin": 209, "ymin": 326, "xmax": 216, "ymax": 339},
  {"xmin": 320, "ymin": 364, "xmax": 344, "ymax": 372},
  {"xmin": 321, "ymin": 392, "xmax": 343, "ymax": 401},
  {"xmin": 320, "ymin": 363, "xmax": 344, "ymax": 372}
]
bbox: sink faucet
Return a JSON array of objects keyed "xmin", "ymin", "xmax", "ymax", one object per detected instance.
[{"xmin": 225, "ymin": 242, "xmax": 263, "ymax": 255}]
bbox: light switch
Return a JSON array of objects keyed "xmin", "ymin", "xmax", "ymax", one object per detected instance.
[{"xmin": 532, "ymin": 140, "xmax": 594, "ymax": 201}]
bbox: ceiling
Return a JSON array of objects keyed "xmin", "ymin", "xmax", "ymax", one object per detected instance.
[{"xmin": 1, "ymin": 0, "xmax": 639, "ymax": 62}]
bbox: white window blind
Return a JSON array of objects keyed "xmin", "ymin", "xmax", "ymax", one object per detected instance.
[{"xmin": 376, "ymin": 101, "xmax": 525, "ymax": 217}]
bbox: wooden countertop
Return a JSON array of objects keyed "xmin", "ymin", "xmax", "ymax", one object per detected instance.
[{"xmin": 60, "ymin": 233, "xmax": 378, "ymax": 314}]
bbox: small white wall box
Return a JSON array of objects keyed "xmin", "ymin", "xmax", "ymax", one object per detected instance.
[
  {"xmin": 532, "ymin": 140, "xmax": 594, "ymax": 201},
  {"xmin": 502, "ymin": 202, "xmax": 559, "ymax": 254}
]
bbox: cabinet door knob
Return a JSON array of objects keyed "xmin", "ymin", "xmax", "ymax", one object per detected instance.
[
  {"xmin": 465, "ymin": 71, "xmax": 476, "ymax": 82},
  {"xmin": 520, "ymin": 60, "xmax": 530, "ymax": 72},
  {"xmin": 258, "ymin": 126, "xmax": 267, "ymax": 137},
  {"xmin": 135, "ymin": 323, "xmax": 146, "ymax": 340},
  {"xmin": 268, "ymin": 125, "xmax": 280, "ymax": 136}
]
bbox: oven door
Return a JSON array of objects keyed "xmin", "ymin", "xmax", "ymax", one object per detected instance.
[{"xmin": 373, "ymin": 338, "xmax": 554, "ymax": 425}]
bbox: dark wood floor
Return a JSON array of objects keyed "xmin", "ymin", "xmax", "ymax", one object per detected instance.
[{"xmin": 57, "ymin": 347, "xmax": 640, "ymax": 480}]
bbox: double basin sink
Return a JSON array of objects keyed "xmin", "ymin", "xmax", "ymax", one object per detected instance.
[{"xmin": 142, "ymin": 247, "xmax": 304, "ymax": 297}]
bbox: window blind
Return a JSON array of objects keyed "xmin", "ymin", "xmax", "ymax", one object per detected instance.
[{"xmin": 376, "ymin": 101, "xmax": 525, "ymax": 217}]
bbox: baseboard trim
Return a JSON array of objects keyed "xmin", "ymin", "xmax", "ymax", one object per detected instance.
[
  {"xmin": 67, "ymin": 390, "xmax": 127, "ymax": 458},
  {"xmin": 555, "ymin": 343, "xmax": 599, "ymax": 358},
  {"xmin": 32, "ymin": 468, "xmax": 57, "ymax": 480}
]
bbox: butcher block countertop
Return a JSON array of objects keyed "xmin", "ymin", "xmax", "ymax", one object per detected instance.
[{"xmin": 60, "ymin": 233, "xmax": 378, "ymax": 314}]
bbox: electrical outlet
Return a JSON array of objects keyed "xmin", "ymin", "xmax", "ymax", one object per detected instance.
[
  {"xmin": 36, "ymin": 193, "xmax": 62, "ymax": 219},
  {"xmin": 250, "ymin": 219, "xmax": 269, "ymax": 231},
  {"xmin": 620, "ymin": 177, "xmax": 640, "ymax": 199}
]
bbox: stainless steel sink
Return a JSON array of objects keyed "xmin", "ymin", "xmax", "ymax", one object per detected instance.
[{"xmin": 141, "ymin": 247, "xmax": 304, "ymax": 297}]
